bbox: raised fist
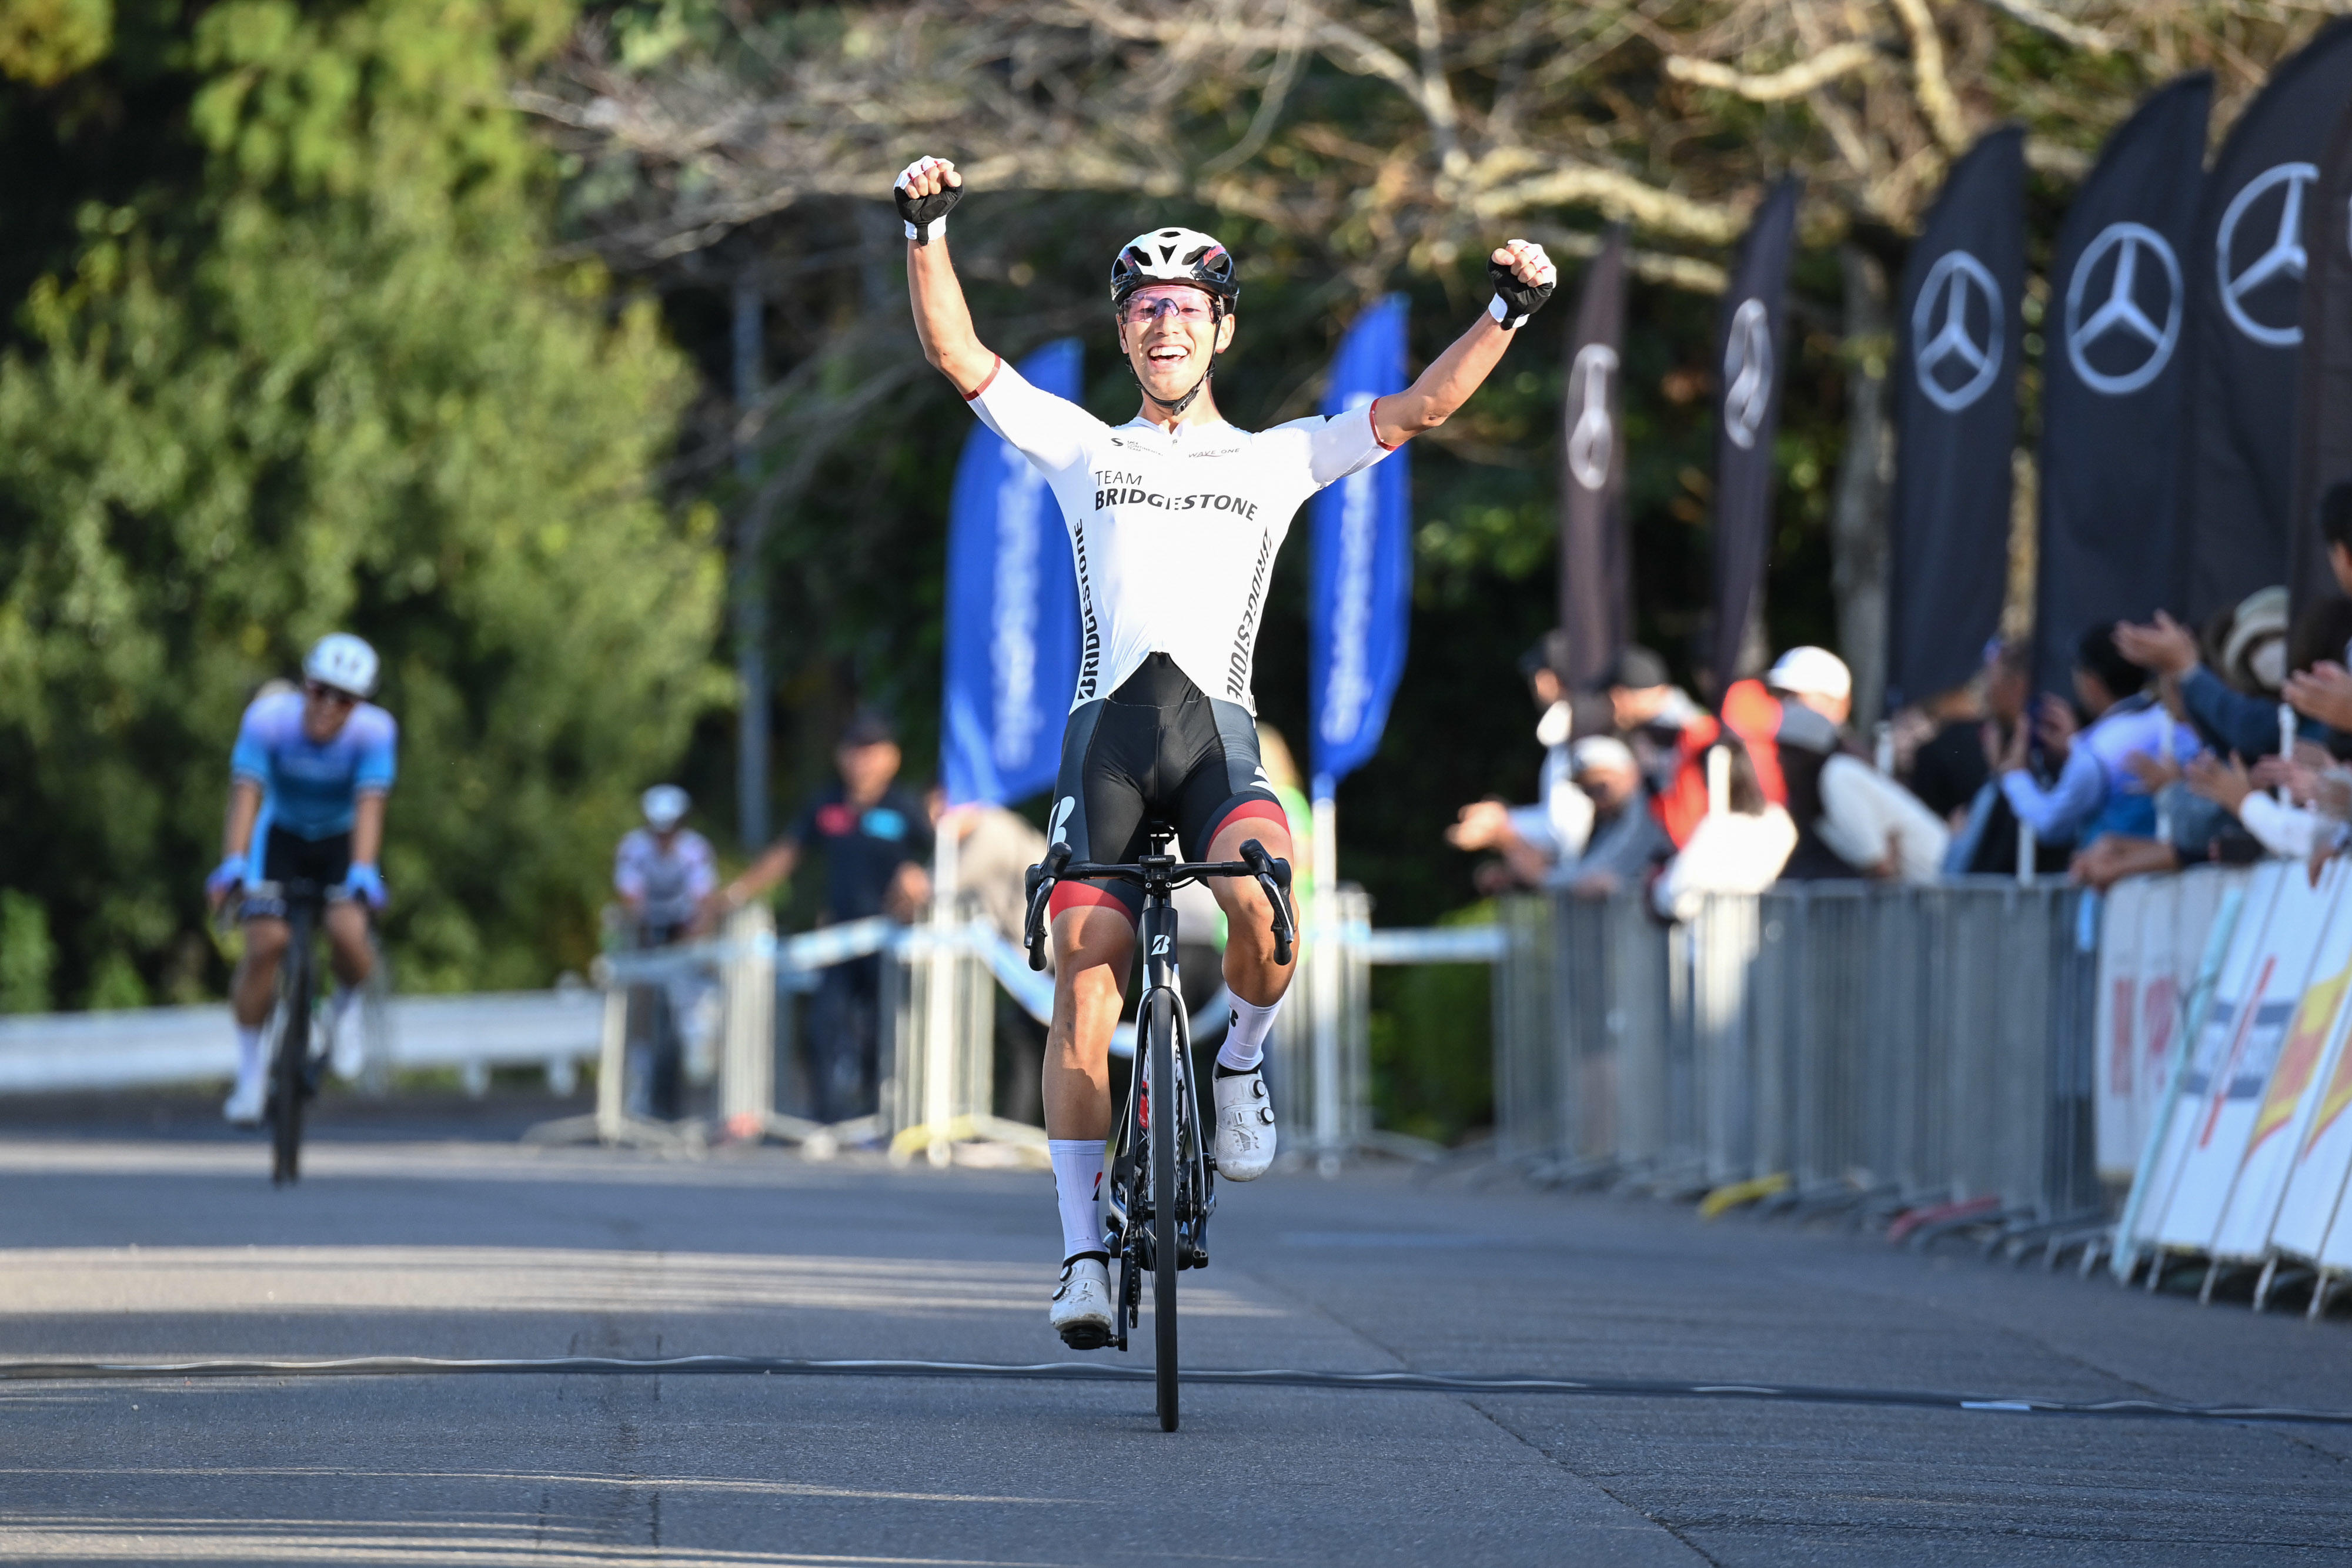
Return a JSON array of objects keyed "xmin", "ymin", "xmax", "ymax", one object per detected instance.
[
  {"xmin": 894, "ymin": 156, "xmax": 963, "ymax": 245},
  {"xmin": 1486, "ymin": 239, "xmax": 1558, "ymax": 329}
]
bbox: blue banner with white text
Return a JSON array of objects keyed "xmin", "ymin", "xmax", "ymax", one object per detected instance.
[
  {"xmin": 941, "ymin": 339, "xmax": 1084, "ymax": 806},
  {"xmin": 1308, "ymin": 295, "xmax": 1412, "ymax": 795}
]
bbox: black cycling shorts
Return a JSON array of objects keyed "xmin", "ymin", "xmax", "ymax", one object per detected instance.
[
  {"xmin": 1046, "ymin": 654, "xmax": 1287, "ymax": 926},
  {"xmin": 239, "ymin": 825, "xmax": 353, "ymax": 920}
]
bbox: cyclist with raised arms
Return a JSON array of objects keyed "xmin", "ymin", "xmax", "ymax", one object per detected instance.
[
  {"xmin": 896, "ymin": 155, "xmax": 1556, "ymax": 1348},
  {"xmin": 204, "ymin": 634, "xmax": 397, "ymax": 1124}
]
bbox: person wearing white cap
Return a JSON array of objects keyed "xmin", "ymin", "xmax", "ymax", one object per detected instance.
[
  {"xmin": 1766, "ymin": 647, "xmax": 1950, "ymax": 882},
  {"xmin": 1765, "ymin": 646, "xmax": 1853, "ymax": 726},
  {"xmin": 613, "ymin": 785, "xmax": 719, "ymax": 1119},
  {"xmin": 1539, "ymin": 737, "xmax": 1668, "ymax": 896}
]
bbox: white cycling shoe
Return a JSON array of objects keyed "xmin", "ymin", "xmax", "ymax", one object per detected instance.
[
  {"xmin": 222, "ymin": 1076, "xmax": 265, "ymax": 1127},
  {"xmin": 326, "ymin": 999, "xmax": 364, "ymax": 1081},
  {"xmin": 1214, "ymin": 1068, "xmax": 1277, "ymax": 1181},
  {"xmin": 1050, "ymin": 1255, "xmax": 1114, "ymax": 1350}
]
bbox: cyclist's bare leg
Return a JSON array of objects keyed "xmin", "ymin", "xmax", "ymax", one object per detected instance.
[
  {"xmin": 1043, "ymin": 905, "xmax": 1135, "ymax": 1142},
  {"xmin": 1204, "ymin": 817, "xmax": 1297, "ymax": 1008},
  {"xmin": 1042, "ymin": 905, "xmax": 1134, "ymax": 1284},
  {"xmin": 323, "ymin": 901, "xmax": 374, "ymax": 988},
  {"xmin": 1203, "ymin": 817, "xmax": 1292, "ymax": 1176},
  {"xmin": 232, "ymin": 918, "xmax": 290, "ymax": 1029}
]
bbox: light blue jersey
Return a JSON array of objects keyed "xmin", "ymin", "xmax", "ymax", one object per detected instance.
[{"xmin": 230, "ymin": 688, "xmax": 398, "ymax": 845}]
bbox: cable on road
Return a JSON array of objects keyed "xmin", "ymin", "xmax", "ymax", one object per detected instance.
[{"xmin": 0, "ymin": 1353, "xmax": 2343, "ymax": 1427}]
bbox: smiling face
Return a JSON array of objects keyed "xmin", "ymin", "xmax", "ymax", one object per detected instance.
[
  {"xmin": 1116, "ymin": 284, "xmax": 1234, "ymax": 409},
  {"xmin": 301, "ymin": 681, "xmax": 359, "ymax": 744}
]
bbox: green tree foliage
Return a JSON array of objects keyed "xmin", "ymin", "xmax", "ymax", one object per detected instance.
[{"xmin": 0, "ymin": 0, "xmax": 722, "ymax": 1002}]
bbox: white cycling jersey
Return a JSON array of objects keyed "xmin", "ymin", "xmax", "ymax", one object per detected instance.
[{"xmin": 967, "ymin": 357, "xmax": 1396, "ymax": 715}]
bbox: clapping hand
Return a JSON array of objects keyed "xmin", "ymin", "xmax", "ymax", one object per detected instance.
[{"xmin": 2185, "ymin": 751, "xmax": 2256, "ymax": 814}]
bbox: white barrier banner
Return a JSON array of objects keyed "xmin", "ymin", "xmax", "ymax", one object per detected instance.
[
  {"xmin": 2094, "ymin": 869, "xmax": 2247, "ymax": 1182},
  {"xmin": 2211, "ymin": 860, "xmax": 2352, "ymax": 1261},
  {"xmin": 2094, "ymin": 877, "xmax": 2151, "ymax": 1180},
  {"xmin": 2137, "ymin": 862, "xmax": 2286, "ymax": 1249},
  {"xmin": 2151, "ymin": 863, "xmax": 2333, "ymax": 1252},
  {"xmin": 2276, "ymin": 879, "xmax": 2352, "ymax": 1264}
]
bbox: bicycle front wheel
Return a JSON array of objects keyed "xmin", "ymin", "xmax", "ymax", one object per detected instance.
[
  {"xmin": 270, "ymin": 918, "xmax": 313, "ymax": 1186},
  {"xmin": 1148, "ymin": 988, "xmax": 1180, "ymax": 1432}
]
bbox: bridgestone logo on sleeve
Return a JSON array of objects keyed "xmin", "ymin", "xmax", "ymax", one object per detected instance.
[
  {"xmin": 1071, "ymin": 519, "xmax": 1102, "ymax": 701},
  {"xmin": 1228, "ymin": 529, "xmax": 1274, "ymax": 700}
]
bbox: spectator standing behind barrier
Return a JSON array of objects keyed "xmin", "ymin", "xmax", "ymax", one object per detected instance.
[
  {"xmin": 1545, "ymin": 737, "xmax": 1670, "ymax": 897},
  {"xmin": 612, "ymin": 785, "xmax": 716, "ymax": 1120},
  {"xmin": 1766, "ymin": 647, "xmax": 1949, "ymax": 882},
  {"xmin": 935, "ymin": 795, "xmax": 1050, "ymax": 1124},
  {"xmin": 718, "ymin": 710, "xmax": 933, "ymax": 1126},
  {"xmin": 1652, "ymin": 741, "xmax": 1794, "ymax": 921},
  {"xmin": 2113, "ymin": 586, "xmax": 2321, "ymax": 759},
  {"xmin": 2274, "ymin": 482, "xmax": 2352, "ymax": 740},
  {"xmin": 1996, "ymin": 626, "xmax": 2200, "ymax": 851},
  {"xmin": 1940, "ymin": 640, "xmax": 2072, "ymax": 877},
  {"xmin": 1445, "ymin": 633, "xmax": 1611, "ymax": 894}
]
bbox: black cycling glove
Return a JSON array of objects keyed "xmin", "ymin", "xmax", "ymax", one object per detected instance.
[
  {"xmin": 1487, "ymin": 251, "xmax": 1557, "ymax": 329},
  {"xmin": 894, "ymin": 156, "xmax": 961, "ymax": 245}
]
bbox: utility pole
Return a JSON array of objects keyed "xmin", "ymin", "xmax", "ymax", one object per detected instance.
[{"xmin": 732, "ymin": 270, "xmax": 770, "ymax": 851}]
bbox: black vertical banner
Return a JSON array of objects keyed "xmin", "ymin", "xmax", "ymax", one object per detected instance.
[
  {"xmin": 1887, "ymin": 128, "xmax": 2024, "ymax": 712},
  {"xmin": 2034, "ymin": 75, "xmax": 2211, "ymax": 697},
  {"xmin": 1559, "ymin": 224, "xmax": 1630, "ymax": 691},
  {"xmin": 2291, "ymin": 94, "xmax": 2352, "ymax": 618},
  {"xmin": 1709, "ymin": 177, "xmax": 1802, "ymax": 698},
  {"xmin": 2181, "ymin": 16, "xmax": 2352, "ymax": 620}
]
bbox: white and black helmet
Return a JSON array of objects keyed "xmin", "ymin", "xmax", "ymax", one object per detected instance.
[
  {"xmin": 1109, "ymin": 227, "xmax": 1240, "ymax": 309},
  {"xmin": 302, "ymin": 633, "xmax": 379, "ymax": 698},
  {"xmin": 640, "ymin": 784, "xmax": 690, "ymax": 832}
]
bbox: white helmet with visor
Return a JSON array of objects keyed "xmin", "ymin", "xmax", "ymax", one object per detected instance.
[{"xmin": 303, "ymin": 633, "xmax": 380, "ymax": 699}]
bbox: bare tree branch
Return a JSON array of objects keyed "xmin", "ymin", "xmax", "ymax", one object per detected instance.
[
  {"xmin": 1665, "ymin": 41, "xmax": 1882, "ymax": 102},
  {"xmin": 1969, "ymin": 0, "xmax": 2116, "ymax": 55}
]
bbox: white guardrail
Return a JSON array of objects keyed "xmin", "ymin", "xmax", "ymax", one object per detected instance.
[{"xmin": 0, "ymin": 910, "xmax": 1498, "ymax": 1099}]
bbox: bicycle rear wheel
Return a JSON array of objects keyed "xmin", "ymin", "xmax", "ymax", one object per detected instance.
[
  {"xmin": 1148, "ymin": 988, "xmax": 1179, "ymax": 1432},
  {"xmin": 270, "ymin": 912, "xmax": 313, "ymax": 1186}
]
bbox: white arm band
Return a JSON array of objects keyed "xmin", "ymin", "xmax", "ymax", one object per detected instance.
[
  {"xmin": 1488, "ymin": 295, "xmax": 1525, "ymax": 329},
  {"xmin": 904, "ymin": 213, "xmax": 946, "ymax": 242}
]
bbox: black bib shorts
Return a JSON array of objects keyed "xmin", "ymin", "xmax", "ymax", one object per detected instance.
[{"xmin": 1045, "ymin": 654, "xmax": 1288, "ymax": 927}]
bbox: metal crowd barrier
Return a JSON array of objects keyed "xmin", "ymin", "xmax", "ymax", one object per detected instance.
[{"xmin": 1494, "ymin": 881, "xmax": 2099, "ymax": 1231}]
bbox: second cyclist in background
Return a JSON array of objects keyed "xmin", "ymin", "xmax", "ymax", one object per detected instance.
[{"xmin": 205, "ymin": 634, "xmax": 397, "ymax": 1124}]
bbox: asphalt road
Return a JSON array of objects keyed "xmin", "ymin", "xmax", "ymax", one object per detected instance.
[{"xmin": 2, "ymin": 1095, "xmax": 2350, "ymax": 1566}]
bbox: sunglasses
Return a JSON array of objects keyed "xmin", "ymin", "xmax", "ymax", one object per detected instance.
[
  {"xmin": 305, "ymin": 681, "xmax": 359, "ymax": 708},
  {"xmin": 1118, "ymin": 289, "xmax": 1218, "ymax": 326}
]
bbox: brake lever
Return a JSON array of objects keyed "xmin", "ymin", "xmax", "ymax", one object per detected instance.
[
  {"xmin": 1023, "ymin": 844, "xmax": 1071, "ymax": 971},
  {"xmin": 1240, "ymin": 841, "xmax": 1297, "ymax": 967}
]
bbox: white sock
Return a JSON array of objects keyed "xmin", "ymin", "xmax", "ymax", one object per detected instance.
[
  {"xmin": 235, "ymin": 1026, "xmax": 264, "ymax": 1087},
  {"xmin": 1218, "ymin": 995, "xmax": 1282, "ymax": 1074},
  {"xmin": 1048, "ymin": 1139, "xmax": 1106, "ymax": 1262},
  {"xmin": 330, "ymin": 987, "xmax": 360, "ymax": 1028}
]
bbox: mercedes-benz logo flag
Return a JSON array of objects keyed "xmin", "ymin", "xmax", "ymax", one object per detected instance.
[
  {"xmin": 2291, "ymin": 89, "xmax": 2352, "ymax": 618},
  {"xmin": 941, "ymin": 338, "xmax": 1084, "ymax": 807},
  {"xmin": 1558, "ymin": 223, "xmax": 1631, "ymax": 693},
  {"xmin": 2181, "ymin": 16, "xmax": 2352, "ymax": 621},
  {"xmin": 1709, "ymin": 177, "xmax": 1801, "ymax": 698},
  {"xmin": 2034, "ymin": 74, "xmax": 2212, "ymax": 698},
  {"xmin": 1887, "ymin": 128, "xmax": 2024, "ymax": 713}
]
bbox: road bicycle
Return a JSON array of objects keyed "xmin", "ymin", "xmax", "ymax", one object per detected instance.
[
  {"xmin": 248, "ymin": 876, "xmax": 335, "ymax": 1186},
  {"xmin": 1023, "ymin": 825, "xmax": 1294, "ymax": 1432}
]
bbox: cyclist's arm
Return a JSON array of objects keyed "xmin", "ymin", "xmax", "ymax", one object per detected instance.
[
  {"xmin": 1372, "ymin": 241, "xmax": 1556, "ymax": 447},
  {"xmin": 352, "ymin": 791, "xmax": 386, "ymax": 869},
  {"xmin": 221, "ymin": 779, "xmax": 263, "ymax": 864},
  {"xmin": 902, "ymin": 163, "xmax": 997, "ymax": 396}
]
